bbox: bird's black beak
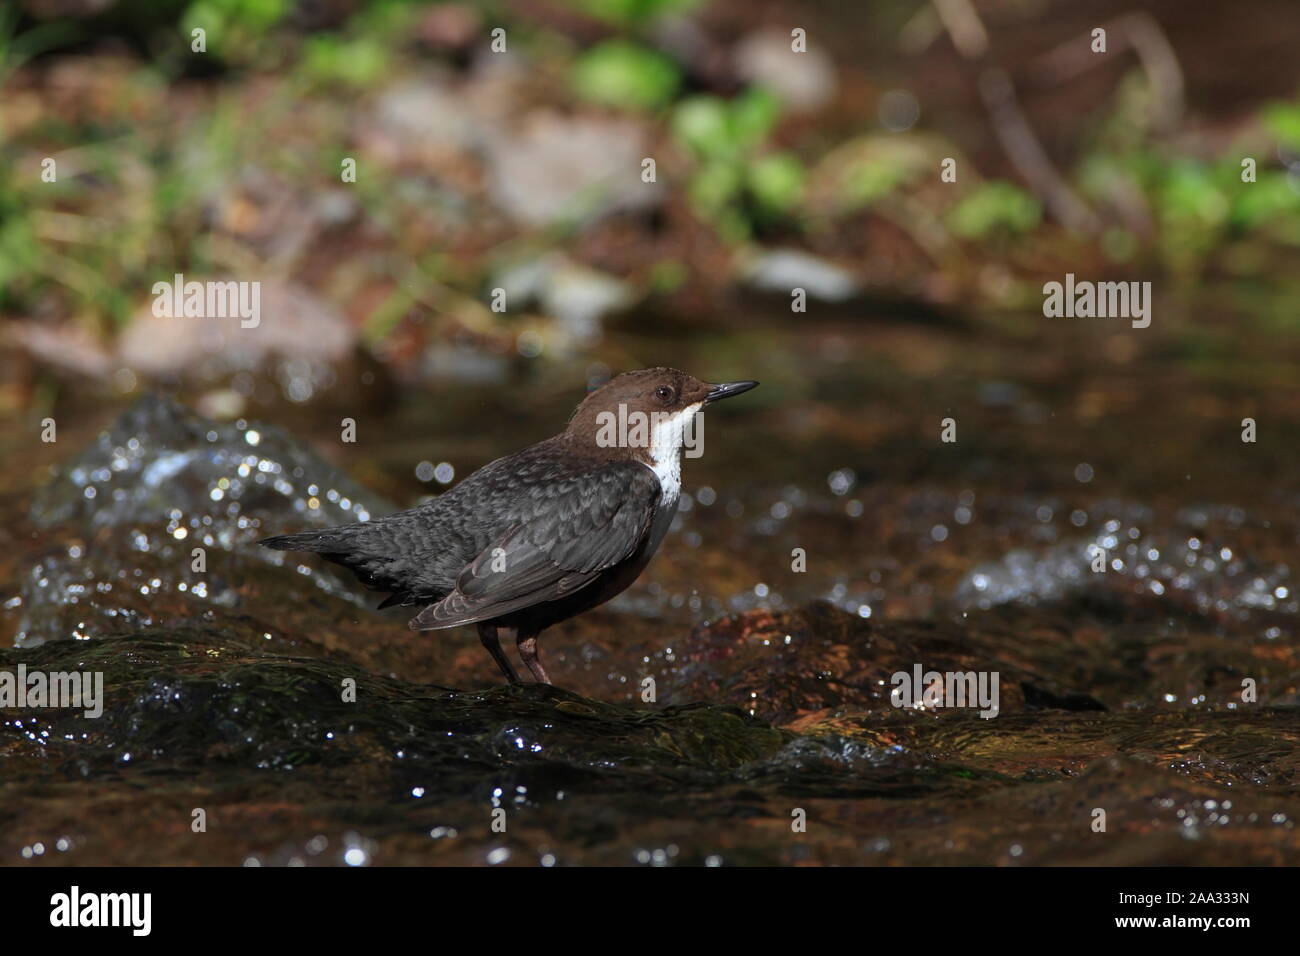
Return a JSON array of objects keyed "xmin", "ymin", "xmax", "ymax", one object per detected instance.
[{"xmin": 705, "ymin": 381, "xmax": 759, "ymax": 404}]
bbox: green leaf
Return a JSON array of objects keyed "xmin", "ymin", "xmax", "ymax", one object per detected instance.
[
  {"xmin": 728, "ymin": 87, "xmax": 781, "ymax": 151},
  {"xmin": 571, "ymin": 40, "xmax": 681, "ymax": 112},
  {"xmin": 688, "ymin": 159, "xmax": 744, "ymax": 214},
  {"xmin": 301, "ymin": 35, "xmax": 389, "ymax": 87},
  {"xmin": 672, "ymin": 96, "xmax": 733, "ymax": 157},
  {"xmin": 1263, "ymin": 101, "xmax": 1300, "ymax": 151},
  {"xmin": 566, "ymin": 0, "xmax": 701, "ymax": 27},
  {"xmin": 948, "ymin": 182, "xmax": 1041, "ymax": 239},
  {"xmin": 1232, "ymin": 170, "xmax": 1300, "ymax": 229},
  {"xmin": 748, "ymin": 152, "xmax": 805, "ymax": 214}
]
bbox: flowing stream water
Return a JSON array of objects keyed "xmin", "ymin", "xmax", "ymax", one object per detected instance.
[{"xmin": 3, "ymin": 291, "xmax": 1299, "ymax": 865}]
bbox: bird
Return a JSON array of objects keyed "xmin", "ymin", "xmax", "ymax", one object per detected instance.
[{"xmin": 259, "ymin": 368, "xmax": 758, "ymax": 685}]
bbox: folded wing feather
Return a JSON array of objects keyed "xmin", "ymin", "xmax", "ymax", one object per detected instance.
[{"xmin": 408, "ymin": 461, "xmax": 661, "ymax": 630}]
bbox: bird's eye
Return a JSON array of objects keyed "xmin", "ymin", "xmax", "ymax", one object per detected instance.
[{"xmin": 655, "ymin": 385, "xmax": 674, "ymax": 403}]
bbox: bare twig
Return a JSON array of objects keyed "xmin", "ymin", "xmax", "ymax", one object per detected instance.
[
  {"xmin": 1027, "ymin": 12, "xmax": 1184, "ymax": 134},
  {"xmin": 931, "ymin": 0, "xmax": 989, "ymax": 58},
  {"xmin": 930, "ymin": 0, "xmax": 1102, "ymax": 235},
  {"xmin": 978, "ymin": 68, "xmax": 1102, "ymax": 234}
]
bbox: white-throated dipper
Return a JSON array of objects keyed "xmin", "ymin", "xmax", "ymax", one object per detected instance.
[{"xmin": 260, "ymin": 368, "xmax": 758, "ymax": 684}]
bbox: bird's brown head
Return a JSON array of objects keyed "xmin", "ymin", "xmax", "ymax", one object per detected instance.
[{"xmin": 565, "ymin": 367, "xmax": 758, "ymax": 462}]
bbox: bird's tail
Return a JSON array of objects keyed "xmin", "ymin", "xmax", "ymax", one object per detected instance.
[
  {"xmin": 260, "ymin": 521, "xmax": 424, "ymax": 609},
  {"xmin": 259, "ymin": 527, "xmax": 359, "ymax": 554}
]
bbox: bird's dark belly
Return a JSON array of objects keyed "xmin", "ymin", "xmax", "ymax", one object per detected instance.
[{"xmin": 495, "ymin": 496, "xmax": 676, "ymax": 632}]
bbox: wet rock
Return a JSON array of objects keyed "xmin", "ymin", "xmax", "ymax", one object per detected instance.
[
  {"xmin": 0, "ymin": 627, "xmax": 795, "ymax": 865},
  {"xmin": 492, "ymin": 254, "xmax": 637, "ymax": 344},
  {"xmin": 659, "ymin": 602, "xmax": 1108, "ymax": 724},
  {"xmin": 414, "ymin": 4, "xmax": 482, "ymax": 54},
  {"xmin": 13, "ymin": 394, "xmax": 395, "ymax": 647},
  {"xmin": 373, "ymin": 79, "xmax": 485, "ymax": 157},
  {"xmin": 955, "ymin": 506, "xmax": 1299, "ymax": 622},
  {"xmin": 733, "ymin": 29, "xmax": 836, "ymax": 112},
  {"xmin": 2, "ymin": 628, "xmax": 785, "ymax": 779},
  {"xmin": 484, "ymin": 112, "xmax": 661, "ymax": 227},
  {"xmin": 421, "ymin": 345, "xmax": 511, "ymax": 384},
  {"xmin": 7, "ymin": 322, "xmax": 114, "ymax": 378},
  {"xmin": 5, "ymin": 624, "xmax": 1299, "ymax": 866},
  {"xmin": 741, "ymin": 249, "xmax": 860, "ymax": 301},
  {"xmin": 118, "ymin": 280, "xmax": 355, "ymax": 379}
]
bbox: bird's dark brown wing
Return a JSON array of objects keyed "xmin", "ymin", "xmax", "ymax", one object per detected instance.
[{"xmin": 408, "ymin": 461, "xmax": 662, "ymax": 630}]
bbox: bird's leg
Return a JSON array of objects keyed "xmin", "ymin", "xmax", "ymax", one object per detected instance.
[
  {"xmin": 476, "ymin": 623, "xmax": 519, "ymax": 684},
  {"xmin": 515, "ymin": 628, "xmax": 551, "ymax": 685}
]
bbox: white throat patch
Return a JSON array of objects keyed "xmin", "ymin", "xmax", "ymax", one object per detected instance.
[{"xmin": 648, "ymin": 402, "xmax": 702, "ymax": 503}]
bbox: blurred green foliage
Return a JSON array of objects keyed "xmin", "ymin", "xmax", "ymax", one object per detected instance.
[
  {"xmin": 182, "ymin": 0, "xmax": 289, "ymax": 61},
  {"xmin": 0, "ymin": 5, "xmax": 79, "ymax": 85},
  {"xmin": 671, "ymin": 89, "xmax": 804, "ymax": 238},
  {"xmin": 1263, "ymin": 101, "xmax": 1300, "ymax": 151},
  {"xmin": 0, "ymin": 173, "xmax": 40, "ymax": 305},
  {"xmin": 300, "ymin": 33, "xmax": 391, "ymax": 88},
  {"xmin": 571, "ymin": 40, "xmax": 680, "ymax": 111},
  {"xmin": 564, "ymin": 0, "xmax": 702, "ymax": 28},
  {"xmin": 1075, "ymin": 134, "xmax": 1300, "ymax": 273},
  {"xmin": 2, "ymin": 0, "xmax": 1300, "ymax": 340},
  {"xmin": 947, "ymin": 182, "xmax": 1041, "ymax": 240},
  {"xmin": 826, "ymin": 136, "xmax": 937, "ymax": 210}
]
